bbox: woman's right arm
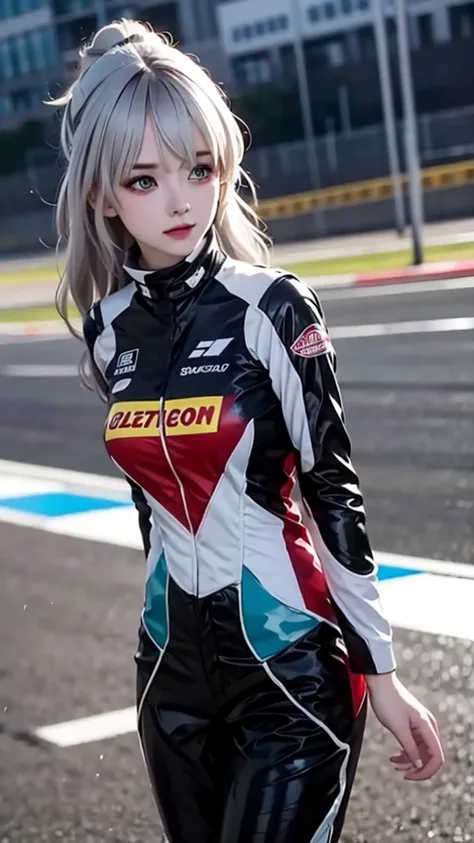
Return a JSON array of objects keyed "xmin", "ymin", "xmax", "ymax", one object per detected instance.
[{"xmin": 83, "ymin": 306, "xmax": 152, "ymax": 558}]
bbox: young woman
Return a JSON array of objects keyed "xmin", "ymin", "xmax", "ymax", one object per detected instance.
[{"xmin": 51, "ymin": 18, "xmax": 444, "ymax": 843}]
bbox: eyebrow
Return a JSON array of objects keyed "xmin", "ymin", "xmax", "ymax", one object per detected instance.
[{"xmin": 132, "ymin": 150, "xmax": 212, "ymax": 170}]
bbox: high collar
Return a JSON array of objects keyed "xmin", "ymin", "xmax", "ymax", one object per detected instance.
[{"xmin": 123, "ymin": 229, "xmax": 224, "ymax": 301}]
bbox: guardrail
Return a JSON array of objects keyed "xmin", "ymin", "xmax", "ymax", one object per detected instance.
[{"xmin": 256, "ymin": 159, "xmax": 474, "ymax": 220}]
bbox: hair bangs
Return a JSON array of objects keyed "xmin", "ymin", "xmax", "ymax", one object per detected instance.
[
  {"xmin": 100, "ymin": 70, "xmax": 150, "ymax": 207},
  {"xmin": 147, "ymin": 73, "xmax": 225, "ymax": 173}
]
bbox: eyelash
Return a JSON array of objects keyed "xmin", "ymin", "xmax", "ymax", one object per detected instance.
[{"xmin": 126, "ymin": 164, "xmax": 213, "ymax": 191}]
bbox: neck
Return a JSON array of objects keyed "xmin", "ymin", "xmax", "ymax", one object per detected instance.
[{"xmin": 136, "ymin": 235, "xmax": 208, "ymax": 272}]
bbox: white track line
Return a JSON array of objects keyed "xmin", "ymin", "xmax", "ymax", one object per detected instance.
[
  {"xmin": 1, "ymin": 459, "xmax": 473, "ymax": 577},
  {"xmin": 7, "ymin": 458, "xmax": 469, "ymax": 749},
  {"xmin": 374, "ymin": 551, "xmax": 474, "ymax": 580},
  {"xmin": 34, "ymin": 571, "xmax": 474, "ymax": 748},
  {"xmin": 0, "ymin": 458, "xmax": 127, "ymax": 495},
  {"xmin": 331, "ymin": 316, "xmax": 474, "ymax": 340},
  {"xmin": 378, "ymin": 573, "xmax": 474, "ymax": 641},
  {"xmin": 2, "ymin": 364, "xmax": 79, "ymax": 377},
  {"xmin": 0, "ymin": 316, "xmax": 472, "ymax": 374},
  {"xmin": 319, "ymin": 275, "xmax": 474, "ymax": 300},
  {"xmin": 35, "ymin": 707, "xmax": 137, "ymax": 748}
]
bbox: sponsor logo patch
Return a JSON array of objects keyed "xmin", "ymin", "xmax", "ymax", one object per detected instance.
[
  {"xmin": 113, "ymin": 348, "xmax": 139, "ymax": 376},
  {"xmin": 180, "ymin": 363, "xmax": 229, "ymax": 377},
  {"xmin": 188, "ymin": 338, "xmax": 233, "ymax": 359},
  {"xmin": 290, "ymin": 324, "xmax": 333, "ymax": 358},
  {"xmin": 105, "ymin": 397, "xmax": 223, "ymax": 441}
]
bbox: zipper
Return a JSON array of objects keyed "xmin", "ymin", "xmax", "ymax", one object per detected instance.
[{"xmin": 159, "ymin": 397, "xmax": 199, "ymax": 597}]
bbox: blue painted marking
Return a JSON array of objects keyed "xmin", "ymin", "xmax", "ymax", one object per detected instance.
[
  {"xmin": 378, "ymin": 564, "xmax": 422, "ymax": 581},
  {"xmin": 0, "ymin": 489, "xmax": 428, "ymax": 585},
  {"xmin": 0, "ymin": 493, "xmax": 129, "ymax": 518}
]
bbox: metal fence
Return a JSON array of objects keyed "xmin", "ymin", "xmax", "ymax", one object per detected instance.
[
  {"xmin": 1, "ymin": 104, "xmax": 474, "ymax": 219},
  {"xmin": 243, "ymin": 104, "xmax": 474, "ymax": 198}
]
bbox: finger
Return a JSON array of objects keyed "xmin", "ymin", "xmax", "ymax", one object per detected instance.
[
  {"xmin": 426, "ymin": 711, "xmax": 441, "ymax": 740},
  {"xmin": 393, "ymin": 721, "xmax": 424, "ymax": 770},
  {"xmin": 404, "ymin": 720, "xmax": 444, "ymax": 781},
  {"xmin": 390, "ymin": 752, "xmax": 414, "ymax": 770},
  {"xmin": 392, "ymin": 759, "xmax": 414, "ymax": 768}
]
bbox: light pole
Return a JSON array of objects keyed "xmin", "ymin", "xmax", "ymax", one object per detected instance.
[
  {"xmin": 395, "ymin": 0, "xmax": 424, "ymax": 264},
  {"xmin": 373, "ymin": 0, "xmax": 406, "ymax": 236},
  {"xmin": 292, "ymin": 0, "xmax": 325, "ymax": 234}
]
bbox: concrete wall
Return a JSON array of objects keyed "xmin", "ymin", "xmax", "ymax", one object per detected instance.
[{"xmin": 264, "ymin": 184, "xmax": 474, "ymax": 244}]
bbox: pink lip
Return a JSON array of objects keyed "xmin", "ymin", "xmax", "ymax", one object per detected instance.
[{"xmin": 163, "ymin": 224, "xmax": 195, "ymax": 239}]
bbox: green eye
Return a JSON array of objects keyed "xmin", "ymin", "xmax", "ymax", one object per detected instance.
[
  {"xmin": 190, "ymin": 165, "xmax": 212, "ymax": 180},
  {"xmin": 127, "ymin": 176, "xmax": 156, "ymax": 190}
]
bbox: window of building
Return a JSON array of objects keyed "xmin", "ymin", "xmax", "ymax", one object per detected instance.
[
  {"xmin": 232, "ymin": 27, "xmax": 242, "ymax": 42},
  {"xmin": 275, "ymin": 15, "xmax": 288, "ymax": 30},
  {"xmin": 326, "ymin": 39, "xmax": 346, "ymax": 67},
  {"xmin": 53, "ymin": 0, "xmax": 93, "ymax": 16},
  {"xmin": 417, "ymin": 13, "xmax": 433, "ymax": 46},
  {"xmin": 324, "ymin": 2, "xmax": 336, "ymax": 18},
  {"xmin": 0, "ymin": 27, "xmax": 57, "ymax": 79},
  {"xmin": 357, "ymin": 24, "xmax": 375, "ymax": 59},
  {"xmin": 242, "ymin": 24, "xmax": 252, "ymax": 39},
  {"xmin": 41, "ymin": 28, "xmax": 56, "ymax": 67},
  {"xmin": 255, "ymin": 20, "xmax": 265, "ymax": 36},
  {"xmin": 15, "ymin": 34, "xmax": 31, "ymax": 74},
  {"xmin": 232, "ymin": 52, "xmax": 272, "ymax": 87},
  {"xmin": 1, "ymin": 0, "xmax": 48, "ymax": 17},
  {"xmin": 11, "ymin": 88, "xmax": 31, "ymax": 112},
  {"xmin": 0, "ymin": 41, "xmax": 14, "ymax": 79},
  {"xmin": 341, "ymin": 0, "xmax": 352, "ymax": 13},
  {"xmin": 358, "ymin": 0, "xmax": 370, "ymax": 9},
  {"xmin": 0, "ymin": 95, "xmax": 13, "ymax": 114},
  {"xmin": 308, "ymin": 6, "xmax": 320, "ymax": 23},
  {"xmin": 449, "ymin": 2, "xmax": 474, "ymax": 38},
  {"xmin": 29, "ymin": 29, "xmax": 47, "ymax": 69}
]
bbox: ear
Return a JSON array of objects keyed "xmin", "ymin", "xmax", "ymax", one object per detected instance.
[
  {"xmin": 103, "ymin": 205, "xmax": 119, "ymax": 219},
  {"xmin": 218, "ymin": 180, "xmax": 230, "ymax": 207},
  {"xmin": 88, "ymin": 186, "xmax": 118, "ymax": 218}
]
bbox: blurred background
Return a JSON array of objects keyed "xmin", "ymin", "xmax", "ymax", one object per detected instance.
[
  {"xmin": 0, "ymin": 3, "xmax": 473, "ymax": 842},
  {"xmin": 1, "ymin": 0, "xmax": 474, "ymax": 250}
]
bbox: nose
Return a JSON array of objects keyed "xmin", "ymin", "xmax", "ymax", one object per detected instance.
[
  {"xmin": 174, "ymin": 201, "xmax": 191, "ymax": 215},
  {"xmin": 167, "ymin": 191, "xmax": 191, "ymax": 217}
]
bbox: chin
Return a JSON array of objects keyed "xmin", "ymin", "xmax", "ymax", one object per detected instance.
[{"xmin": 163, "ymin": 232, "xmax": 203, "ymax": 254}]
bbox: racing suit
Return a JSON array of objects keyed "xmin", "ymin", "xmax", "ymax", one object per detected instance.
[{"xmin": 83, "ymin": 230, "xmax": 396, "ymax": 843}]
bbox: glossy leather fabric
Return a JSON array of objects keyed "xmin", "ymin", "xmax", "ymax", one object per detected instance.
[{"xmin": 136, "ymin": 579, "xmax": 367, "ymax": 843}]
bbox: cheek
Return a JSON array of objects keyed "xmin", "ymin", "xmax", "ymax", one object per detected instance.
[
  {"xmin": 115, "ymin": 190, "xmax": 162, "ymax": 222},
  {"xmin": 206, "ymin": 178, "xmax": 221, "ymax": 211}
]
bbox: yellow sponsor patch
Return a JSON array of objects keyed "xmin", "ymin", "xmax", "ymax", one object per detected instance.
[{"xmin": 105, "ymin": 397, "xmax": 223, "ymax": 441}]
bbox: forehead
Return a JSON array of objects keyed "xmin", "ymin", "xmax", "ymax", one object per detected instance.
[{"xmin": 136, "ymin": 114, "xmax": 209, "ymax": 166}]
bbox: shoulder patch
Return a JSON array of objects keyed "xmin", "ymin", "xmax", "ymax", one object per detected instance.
[{"xmin": 290, "ymin": 324, "xmax": 333, "ymax": 358}]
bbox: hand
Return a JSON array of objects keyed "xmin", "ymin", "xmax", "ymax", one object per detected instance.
[{"xmin": 365, "ymin": 672, "xmax": 444, "ymax": 781}]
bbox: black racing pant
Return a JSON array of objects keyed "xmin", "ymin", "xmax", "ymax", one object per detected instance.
[{"xmin": 135, "ymin": 577, "xmax": 367, "ymax": 843}]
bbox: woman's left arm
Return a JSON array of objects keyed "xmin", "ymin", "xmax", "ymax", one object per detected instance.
[{"xmin": 249, "ymin": 274, "xmax": 444, "ymax": 779}]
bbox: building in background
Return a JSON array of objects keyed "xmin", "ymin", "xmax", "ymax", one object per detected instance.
[
  {"xmin": 1, "ymin": 0, "xmax": 473, "ymax": 252},
  {"xmin": 1, "ymin": 0, "xmax": 473, "ymax": 131},
  {"xmin": 217, "ymin": 0, "xmax": 474, "ymax": 88},
  {"xmin": 0, "ymin": 0, "xmax": 231, "ymax": 130}
]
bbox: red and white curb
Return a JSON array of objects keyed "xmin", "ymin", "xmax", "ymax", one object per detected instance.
[{"xmin": 307, "ymin": 259, "xmax": 474, "ymax": 290}]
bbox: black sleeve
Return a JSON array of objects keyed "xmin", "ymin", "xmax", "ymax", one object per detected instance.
[
  {"xmin": 251, "ymin": 275, "xmax": 395, "ymax": 675},
  {"xmin": 83, "ymin": 306, "xmax": 152, "ymax": 559}
]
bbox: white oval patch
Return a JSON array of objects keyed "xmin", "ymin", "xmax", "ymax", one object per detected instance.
[{"xmin": 111, "ymin": 378, "xmax": 132, "ymax": 394}]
